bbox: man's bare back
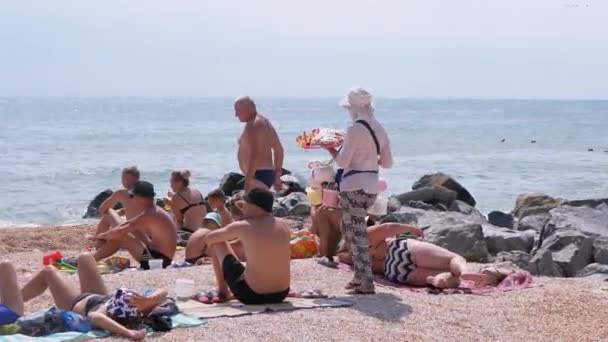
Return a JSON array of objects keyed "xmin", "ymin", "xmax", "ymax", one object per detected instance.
[
  {"xmin": 234, "ymin": 216, "xmax": 291, "ymax": 293},
  {"xmin": 134, "ymin": 207, "xmax": 178, "ymax": 260}
]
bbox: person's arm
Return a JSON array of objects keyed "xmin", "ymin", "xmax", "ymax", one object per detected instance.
[
  {"xmin": 88, "ymin": 312, "xmax": 145, "ymax": 340},
  {"xmin": 367, "ymin": 223, "xmax": 423, "ymax": 245},
  {"xmin": 217, "ymin": 206, "xmax": 233, "ymax": 226},
  {"xmin": 127, "ymin": 289, "xmax": 168, "ymax": 316},
  {"xmin": 171, "ymin": 197, "xmax": 184, "ymax": 226},
  {"xmin": 378, "ymin": 134, "xmax": 394, "ymax": 169},
  {"xmin": 270, "ymin": 123, "xmax": 284, "ymax": 190},
  {"xmin": 203, "ymin": 222, "xmax": 242, "ymax": 245},
  {"xmin": 97, "ymin": 214, "xmax": 146, "ymax": 240},
  {"xmin": 99, "ymin": 191, "xmax": 121, "ymax": 215},
  {"xmin": 244, "ymin": 123, "xmax": 262, "ymax": 191},
  {"xmin": 331, "ymin": 125, "xmax": 359, "ymax": 168}
]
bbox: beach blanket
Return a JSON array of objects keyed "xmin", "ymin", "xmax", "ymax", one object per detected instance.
[
  {"xmin": 337, "ymin": 263, "xmax": 536, "ymax": 295},
  {"xmin": 0, "ymin": 314, "xmax": 205, "ymax": 342},
  {"xmin": 179, "ymin": 297, "xmax": 352, "ymax": 319}
]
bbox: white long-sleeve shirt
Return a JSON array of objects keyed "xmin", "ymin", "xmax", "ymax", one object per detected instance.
[{"xmin": 335, "ymin": 114, "xmax": 393, "ymax": 194}]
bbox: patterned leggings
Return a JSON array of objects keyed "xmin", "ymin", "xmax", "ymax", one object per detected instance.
[{"xmin": 340, "ymin": 189, "xmax": 377, "ymax": 288}]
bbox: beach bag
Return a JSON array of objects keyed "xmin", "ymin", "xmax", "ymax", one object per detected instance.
[
  {"xmin": 290, "ymin": 230, "xmax": 319, "ymax": 259},
  {"xmin": 16, "ymin": 307, "xmax": 66, "ymax": 337}
]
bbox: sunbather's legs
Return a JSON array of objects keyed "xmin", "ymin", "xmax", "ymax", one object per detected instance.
[
  {"xmin": 185, "ymin": 228, "xmax": 211, "ymax": 263},
  {"xmin": 207, "ymin": 242, "xmax": 237, "ymax": 298},
  {"xmin": 77, "ymin": 254, "xmax": 108, "ymax": 295},
  {"xmin": 316, "ymin": 208, "xmax": 342, "ymax": 258},
  {"xmin": 407, "ymin": 239, "xmax": 467, "ymax": 276},
  {"xmin": 405, "ymin": 268, "xmax": 461, "ymax": 289},
  {"xmin": 94, "ymin": 233, "xmax": 144, "ymax": 262},
  {"xmin": 0, "ymin": 261, "xmax": 24, "ymax": 315},
  {"xmin": 21, "ymin": 266, "xmax": 80, "ymax": 310},
  {"xmin": 93, "ymin": 209, "xmax": 122, "ymax": 248}
]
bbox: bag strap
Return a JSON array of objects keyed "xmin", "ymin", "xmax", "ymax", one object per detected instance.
[{"xmin": 355, "ymin": 120, "xmax": 380, "ymax": 155}]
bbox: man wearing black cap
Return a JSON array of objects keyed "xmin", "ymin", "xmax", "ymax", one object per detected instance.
[
  {"xmin": 95, "ymin": 181, "xmax": 177, "ymax": 270},
  {"xmin": 203, "ymin": 188, "xmax": 291, "ymax": 304}
]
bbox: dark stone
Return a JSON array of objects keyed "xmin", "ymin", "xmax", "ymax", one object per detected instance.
[
  {"xmin": 449, "ymin": 200, "xmax": 485, "ymax": 221},
  {"xmin": 395, "ymin": 186, "xmax": 457, "ymax": 207},
  {"xmin": 512, "ymin": 193, "xmax": 564, "ymax": 220},
  {"xmin": 381, "ymin": 212, "xmax": 419, "ymax": 225},
  {"xmin": 564, "ymin": 198, "xmax": 608, "ymax": 209},
  {"xmin": 277, "ymin": 193, "xmax": 311, "ymax": 217},
  {"xmin": 533, "ymin": 229, "xmax": 594, "ymax": 277},
  {"xmin": 484, "ymin": 227, "xmax": 535, "ymax": 254},
  {"xmin": 593, "ymin": 238, "xmax": 608, "ymax": 264},
  {"xmin": 515, "ymin": 214, "xmax": 549, "ymax": 232},
  {"xmin": 278, "ymin": 175, "xmax": 306, "ymax": 197},
  {"xmin": 412, "ymin": 173, "xmax": 476, "ymax": 207},
  {"xmin": 576, "ymin": 263, "xmax": 608, "ymax": 278},
  {"xmin": 529, "ymin": 251, "xmax": 564, "ymax": 277},
  {"xmin": 83, "ymin": 189, "xmax": 117, "ymax": 219},
  {"xmin": 488, "ymin": 211, "xmax": 514, "ymax": 229},
  {"xmin": 424, "ymin": 223, "xmax": 489, "ymax": 262},
  {"xmin": 220, "ymin": 172, "xmax": 245, "ymax": 196},
  {"xmin": 405, "ymin": 201, "xmax": 436, "ymax": 211}
]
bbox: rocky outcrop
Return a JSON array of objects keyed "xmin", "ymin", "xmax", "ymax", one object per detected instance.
[
  {"xmin": 593, "ymin": 238, "xmax": 608, "ymax": 264},
  {"xmin": 220, "ymin": 172, "xmax": 245, "ymax": 196},
  {"xmin": 488, "ymin": 211, "xmax": 514, "ymax": 229},
  {"xmin": 83, "ymin": 189, "xmax": 117, "ymax": 219},
  {"xmin": 541, "ymin": 206, "xmax": 608, "ymax": 239},
  {"xmin": 515, "ymin": 214, "xmax": 549, "ymax": 232},
  {"xmin": 564, "ymin": 198, "xmax": 608, "ymax": 208},
  {"xmin": 449, "ymin": 200, "xmax": 485, "ymax": 220},
  {"xmin": 576, "ymin": 263, "xmax": 608, "ymax": 278},
  {"xmin": 412, "ymin": 173, "xmax": 476, "ymax": 207},
  {"xmin": 274, "ymin": 192, "xmax": 311, "ymax": 218},
  {"xmin": 424, "ymin": 223, "xmax": 489, "ymax": 262},
  {"xmin": 533, "ymin": 230, "xmax": 594, "ymax": 277},
  {"xmin": 529, "ymin": 251, "xmax": 564, "ymax": 277},
  {"xmin": 484, "ymin": 227, "xmax": 535, "ymax": 254},
  {"xmin": 493, "ymin": 251, "xmax": 534, "ymax": 273},
  {"xmin": 512, "ymin": 193, "xmax": 565, "ymax": 220},
  {"xmin": 395, "ymin": 187, "xmax": 457, "ymax": 207}
]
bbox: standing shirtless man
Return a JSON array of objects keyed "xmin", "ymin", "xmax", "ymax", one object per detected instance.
[
  {"xmin": 91, "ymin": 166, "xmax": 142, "ymax": 248},
  {"xmin": 235, "ymin": 97, "xmax": 284, "ymax": 192}
]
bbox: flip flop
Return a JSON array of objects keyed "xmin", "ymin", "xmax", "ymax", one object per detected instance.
[
  {"xmin": 191, "ymin": 290, "xmax": 215, "ymax": 304},
  {"xmin": 316, "ymin": 257, "xmax": 338, "ymax": 269}
]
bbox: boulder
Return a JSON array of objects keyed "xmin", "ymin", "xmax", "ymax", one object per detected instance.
[
  {"xmin": 425, "ymin": 223, "xmax": 489, "ymax": 262},
  {"xmin": 515, "ymin": 214, "xmax": 549, "ymax": 232},
  {"xmin": 533, "ymin": 230, "xmax": 594, "ymax": 277},
  {"xmin": 412, "ymin": 173, "xmax": 476, "ymax": 207},
  {"xmin": 488, "ymin": 211, "xmax": 514, "ymax": 229},
  {"xmin": 220, "ymin": 172, "xmax": 245, "ymax": 196},
  {"xmin": 593, "ymin": 238, "xmax": 608, "ymax": 264},
  {"xmin": 276, "ymin": 192, "xmax": 311, "ymax": 217},
  {"xmin": 380, "ymin": 212, "xmax": 420, "ymax": 225},
  {"xmin": 83, "ymin": 189, "xmax": 119, "ymax": 219},
  {"xmin": 542, "ymin": 206, "xmax": 608, "ymax": 239},
  {"xmin": 278, "ymin": 175, "xmax": 306, "ymax": 197},
  {"xmin": 512, "ymin": 193, "xmax": 565, "ymax": 220},
  {"xmin": 395, "ymin": 187, "xmax": 457, "ymax": 207},
  {"xmin": 484, "ymin": 227, "xmax": 535, "ymax": 254},
  {"xmin": 529, "ymin": 251, "xmax": 564, "ymax": 277},
  {"xmin": 405, "ymin": 200, "xmax": 436, "ymax": 211},
  {"xmin": 493, "ymin": 251, "xmax": 533, "ymax": 272},
  {"xmin": 449, "ymin": 200, "xmax": 485, "ymax": 221},
  {"xmin": 564, "ymin": 198, "xmax": 608, "ymax": 209},
  {"xmin": 576, "ymin": 263, "xmax": 608, "ymax": 278}
]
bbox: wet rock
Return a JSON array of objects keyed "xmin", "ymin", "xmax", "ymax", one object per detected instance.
[
  {"xmin": 515, "ymin": 214, "xmax": 549, "ymax": 232},
  {"xmin": 533, "ymin": 229, "xmax": 594, "ymax": 277},
  {"xmin": 412, "ymin": 172, "xmax": 476, "ymax": 207},
  {"xmin": 488, "ymin": 211, "xmax": 514, "ymax": 229},
  {"xmin": 512, "ymin": 193, "xmax": 565, "ymax": 220},
  {"xmin": 484, "ymin": 227, "xmax": 535, "ymax": 254},
  {"xmin": 83, "ymin": 189, "xmax": 119, "ymax": 219},
  {"xmin": 395, "ymin": 186, "xmax": 457, "ymax": 207},
  {"xmin": 425, "ymin": 223, "xmax": 489, "ymax": 262},
  {"xmin": 220, "ymin": 172, "xmax": 245, "ymax": 196}
]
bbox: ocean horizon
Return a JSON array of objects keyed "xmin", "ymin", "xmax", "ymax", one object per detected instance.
[{"xmin": 1, "ymin": 97, "xmax": 607, "ymax": 227}]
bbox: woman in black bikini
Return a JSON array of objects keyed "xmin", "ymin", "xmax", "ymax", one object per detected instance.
[
  {"xmin": 21, "ymin": 254, "xmax": 167, "ymax": 340},
  {"xmin": 169, "ymin": 170, "xmax": 207, "ymax": 234}
]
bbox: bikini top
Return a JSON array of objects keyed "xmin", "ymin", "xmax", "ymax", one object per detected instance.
[{"xmin": 176, "ymin": 191, "xmax": 206, "ymax": 215}]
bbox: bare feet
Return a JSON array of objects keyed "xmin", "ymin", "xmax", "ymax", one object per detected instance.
[
  {"xmin": 426, "ymin": 272, "xmax": 460, "ymax": 289},
  {"xmin": 449, "ymin": 257, "xmax": 466, "ymax": 277},
  {"xmin": 346, "ymin": 283, "xmax": 375, "ymax": 295},
  {"xmin": 128, "ymin": 329, "xmax": 146, "ymax": 340}
]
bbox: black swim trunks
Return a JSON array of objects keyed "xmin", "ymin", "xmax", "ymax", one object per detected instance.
[
  {"xmin": 222, "ymin": 255, "xmax": 289, "ymax": 305},
  {"xmin": 140, "ymin": 248, "xmax": 173, "ymax": 270}
]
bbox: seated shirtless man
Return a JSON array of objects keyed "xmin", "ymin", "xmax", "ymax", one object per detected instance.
[
  {"xmin": 94, "ymin": 181, "xmax": 177, "ymax": 270},
  {"xmin": 91, "ymin": 166, "xmax": 142, "ymax": 248},
  {"xmin": 203, "ymin": 188, "xmax": 291, "ymax": 304}
]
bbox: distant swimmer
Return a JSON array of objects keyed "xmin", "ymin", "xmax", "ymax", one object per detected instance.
[
  {"xmin": 531, "ymin": 140, "xmax": 537, "ymax": 144},
  {"xmin": 588, "ymin": 148, "xmax": 594, "ymax": 152},
  {"xmin": 500, "ymin": 138, "xmax": 506, "ymax": 143}
]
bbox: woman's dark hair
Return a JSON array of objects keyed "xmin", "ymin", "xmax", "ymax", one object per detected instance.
[
  {"xmin": 208, "ymin": 188, "xmax": 226, "ymax": 200},
  {"xmin": 171, "ymin": 170, "xmax": 191, "ymax": 188}
]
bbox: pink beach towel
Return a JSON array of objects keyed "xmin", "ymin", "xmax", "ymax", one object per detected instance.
[{"xmin": 337, "ymin": 263, "xmax": 536, "ymax": 295}]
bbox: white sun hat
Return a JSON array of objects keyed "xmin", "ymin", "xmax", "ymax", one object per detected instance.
[{"xmin": 339, "ymin": 87, "xmax": 373, "ymax": 109}]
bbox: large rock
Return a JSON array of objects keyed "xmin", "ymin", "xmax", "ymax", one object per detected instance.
[
  {"xmin": 493, "ymin": 251, "xmax": 533, "ymax": 272},
  {"xmin": 425, "ymin": 223, "xmax": 489, "ymax": 262},
  {"xmin": 533, "ymin": 230, "xmax": 594, "ymax": 277},
  {"xmin": 83, "ymin": 189, "xmax": 118, "ymax": 219},
  {"xmin": 484, "ymin": 227, "xmax": 535, "ymax": 254},
  {"xmin": 593, "ymin": 238, "xmax": 608, "ymax": 264},
  {"xmin": 488, "ymin": 211, "xmax": 514, "ymax": 229},
  {"xmin": 220, "ymin": 172, "xmax": 245, "ymax": 196},
  {"xmin": 512, "ymin": 193, "xmax": 565, "ymax": 220},
  {"xmin": 515, "ymin": 214, "xmax": 549, "ymax": 232},
  {"xmin": 412, "ymin": 173, "xmax": 476, "ymax": 207},
  {"xmin": 380, "ymin": 212, "xmax": 420, "ymax": 225},
  {"xmin": 542, "ymin": 206, "xmax": 608, "ymax": 239},
  {"xmin": 276, "ymin": 192, "xmax": 311, "ymax": 217},
  {"xmin": 529, "ymin": 251, "xmax": 564, "ymax": 277},
  {"xmin": 395, "ymin": 187, "xmax": 457, "ymax": 207},
  {"xmin": 449, "ymin": 200, "xmax": 485, "ymax": 221},
  {"xmin": 576, "ymin": 263, "xmax": 608, "ymax": 278},
  {"xmin": 565, "ymin": 198, "xmax": 608, "ymax": 209},
  {"xmin": 405, "ymin": 200, "xmax": 436, "ymax": 211}
]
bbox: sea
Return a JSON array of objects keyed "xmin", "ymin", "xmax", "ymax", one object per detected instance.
[{"xmin": 0, "ymin": 98, "xmax": 607, "ymax": 227}]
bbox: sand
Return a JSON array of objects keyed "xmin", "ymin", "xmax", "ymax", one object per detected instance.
[{"xmin": 2, "ymin": 224, "xmax": 608, "ymax": 342}]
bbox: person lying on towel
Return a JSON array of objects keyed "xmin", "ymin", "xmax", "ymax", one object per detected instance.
[
  {"xmin": 338, "ymin": 223, "xmax": 495, "ymax": 289},
  {"xmin": 201, "ymin": 188, "xmax": 291, "ymax": 304}
]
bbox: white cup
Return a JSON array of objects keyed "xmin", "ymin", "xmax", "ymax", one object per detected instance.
[
  {"xmin": 148, "ymin": 259, "xmax": 163, "ymax": 270},
  {"xmin": 175, "ymin": 279, "xmax": 195, "ymax": 300}
]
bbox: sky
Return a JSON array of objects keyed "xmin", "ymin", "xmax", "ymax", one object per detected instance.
[{"xmin": 1, "ymin": 0, "xmax": 607, "ymax": 99}]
